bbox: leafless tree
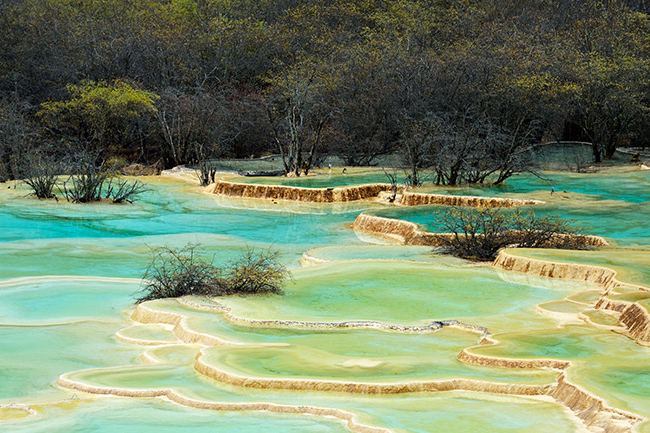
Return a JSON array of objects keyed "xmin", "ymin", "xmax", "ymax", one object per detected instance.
[{"xmin": 266, "ymin": 72, "xmax": 331, "ymax": 176}]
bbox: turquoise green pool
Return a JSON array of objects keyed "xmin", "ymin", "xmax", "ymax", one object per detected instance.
[{"xmin": 1, "ymin": 164, "xmax": 650, "ymax": 433}]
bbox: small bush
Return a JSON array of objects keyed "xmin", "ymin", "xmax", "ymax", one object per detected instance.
[
  {"xmin": 60, "ymin": 156, "xmax": 109, "ymax": 203},
  {"xmin": 434, "ymin": 207, "xmax": 588, "ymax": 260},
  {"xmin": 104, "ymin": 178, "xmax": 149, "ymax": 203},
  {"xmin": 22, "ymin": 154, "xmax": 59, "ymax": 199},
  {"xmin": 57, "ymin": 153, "xmax": 147, "ymax": 203},
  {"xmin": 224, "ymin": 248, "xmax": 290, "ymax": 295},
  {"xmin": 137, "ymin": 244, "xmax": 290, "ymax": 303}
]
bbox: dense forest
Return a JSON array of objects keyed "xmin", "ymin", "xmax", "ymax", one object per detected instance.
[{"xmin": 1, "ymin": 0, "xmax": 649, "ymax": 184}]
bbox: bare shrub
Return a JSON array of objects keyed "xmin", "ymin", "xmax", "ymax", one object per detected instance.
[
  {"xmin": 59, "ymin": 153, "xmax": 148, "ymax": 203},
  {"xmin": 223, "ymin": 247, "xmax": 291, "ymax": 295},
  {"xmin": 22, "ymin": 153, "xmax": 59, "ymax": 199},
  {"xmin": 434, "ymin": 207, "xmax": 589, "ymax": 260},
  {"xmin": 138, "ymin": 244, "xmax": 224, "ymax": 303},
  {"xmin": 137, "ymin": 244, "xmax": 290, "ymax": 303},
  {"xmin": 105, "ymin": 178, "xmax": 149, "ymax": 203},
  {"xmin": 383, "ymin": 167, "xmax": 400, "ymax": 202},
  {"xmin": 60, "ymin": 156, "xmax": 110, "ymax": 203}
]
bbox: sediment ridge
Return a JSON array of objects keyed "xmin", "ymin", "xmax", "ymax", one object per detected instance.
[
  {"xmin": 399, "ymin": 191, "xmax": 543, "ymax": 207},
  {"xmin": 209, "ymin": 181, "xmax": 392, "ymax": 203},
  {"xmin": 137, "ymin": 298, "xmax": 490, "ymax": 336},
  {"xmin": 457, "ymin": 338, "xmax": 643, "ymax": 432},
  {"xmin": 618, "ymin": 303, "xmax": 650, "ymax": 345},
  {"xmin": 353, "ymin": 212, "xmax": 608, "ymax": 248},
  {"xmin": 352, "ymin": 212, "xmax": 448, "ymax": 245},
  {"xmin": 493, "ymin": 251, "xmax": 650, "ymax": 347},
  {"xmin": 457, "ymin": 349, "xmax": 571, "ymax": 370},
  {"xmin": 493, "ymin": 251, "xmax": 638, "ymax": 291},
  {"xmin": 131, "ymin": 303, "xmax": 231, "ymax": 347},
  {"xmin": 549, "ymin": 373, "xmax": 644, "ymax": 433},
  {"xmin": 194, "ymin": 356, "xmax": 552, "ymax": 395},
  {"xmin": 106, "ymin": 298, "xmax": 645, "ymax": 432},
  {"xmin": 196, "ymin": 347, "xmax": 643, "ymax": 432},
  {"xmin": 55, "ymin": 375, "xmax": 391, "ymax": 433},
  {"xmin": 210, "ymin": 180, "xmax": 546, "ymax": 206},
  {"xmin": 300, "ymin": 252, "xmax": 330, "ymax": 267}
]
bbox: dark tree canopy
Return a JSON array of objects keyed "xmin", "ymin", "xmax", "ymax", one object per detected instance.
[{"xmin": 1, "ymin": 0, "xmax": 649, "ymax": 179}]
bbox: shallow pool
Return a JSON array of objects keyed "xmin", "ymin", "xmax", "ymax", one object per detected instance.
[{"xmin": 1, "ymin": 168, "xmax": 649, "ymax": 433}]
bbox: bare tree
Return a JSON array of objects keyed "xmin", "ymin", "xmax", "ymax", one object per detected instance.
[
  {"xmin": 155, "ymin": 88, "xmax": 234, "ymax": 168},
  {"xmin": 265, "ymin": 70, "xmax": 332, "ymax": 176},
  {"xmin": 401, "ymin": 109, "xmax": 539, "ymax": 186},
  {"xmin": 0, "ymin": 100, "xmax": 35, "ymax": 182}
]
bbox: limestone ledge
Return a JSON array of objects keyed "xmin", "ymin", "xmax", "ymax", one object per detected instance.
[
  {"xmin": 300, "ymin": 252, "xmax": 330, "ymax": 267},
  {"xmin": 618, "ymin": 303, "xmax": 650, "ymax": 346},
  {"xmin": 194, "ymin": 355, "xmax": 552, "ymax": 396},
  {"xmin": 126, "ymin": 299, "xmax": 644, "ymax": 432},
  {"xmin": 398, "ymin": 191, "xmax": 543, "ymax": 207},
  {"xmin": 594, "ymin": 297, "xmax": 650, "ymax": 347},
  {"xmin": 457, "ymin": 342, "xmax": 643, "ymax": 432},
  {"xmin": 114, "ymin": 330, "xmax": 177, "ymax": 347},
  {"xmin": 352, "ymin": 213, "xmax": 607, "ymax": 247},
  {"xmin": 130, "ymin": 303, "xmax": 231, "ymax": 347},
  {"xmin": 209, "ymin": 181, "xmax": 392, "ymax": 203},
  {"xmin": 0, "ymin": 403, "xmax": 36, "ymax": 421},
  {"xmin": 549, "ymin": 373, "xmax": 644, "ymax": 433},
  {"xmin": 457, "ymin": 349, "xmax": 571, "ymax": 370},
  {"xmin": 134, "ymin": 298, "xmax": 492, "ymax": 337},
  {"xmin": 492, "ymin": 251, "xmax": 647, "ymax": 293},
  {"xmin": 352, "ymin": 212, "xmax": 448, "ymax": 246},
  {"xmin": 55, "ymin": 376, "xmax": 390, "ymax": 433},
  {"xmin": 493, "ymin": 251, "xmax": 650, "ymax": 346},
  {"xmin": 210, "ymin": 180, "xmax": 545, "ymax": 206}
]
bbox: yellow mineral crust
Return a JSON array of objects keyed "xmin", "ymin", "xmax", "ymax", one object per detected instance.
[
  {"xmin": 457, "ymin": 349, "xmax": 571, "ymax": 370},
  {"xmin": 299, "ymin": 252, "xmax": 331, "ymax": 267},
  {"xmin": 398, "ymin": 191, "xmax": 543, "ymax": 207},
  {"xmin": 352, "ymin": 212, "xmax": 445, "ymax": 245},
  {"xmin": 121, "ymin": 297, "xmax": 647, "ymax": 432},
  {"xmin": 210, "ymin": 180, "xmax": 546, "ymax": 206},
  {"xmin": 549, "ymin": 373, "xmax": 644, "ymax": 433},
  {"xmin": 131, "ymin": 303, "xmax": 231, "ymax": 346},
  {"xmin": 618, "ymin": 303, "xmax": 650, "ymax": 345},
  {"xmin": 492, "ymin": 251, "xmax": 640, "ymax": 291},
  {"xmin": 209, "ymin": 181, "xmax": 393, "ymax": 203}
]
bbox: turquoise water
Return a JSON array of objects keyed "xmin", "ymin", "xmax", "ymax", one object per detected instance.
[
  {"xmin": 370, "ymin": 176, "xmax": 650, "ymax": 245},
  {"xmin": 0, "ymin": 179, "xmax": 373, "ymax": 281},
  {"xmin": 0, "ymin": 179, "xmax": 367, "ymax": 245},
  {"xmin": 2, "ymin": 167, "xmax": 650, "ymax": 432}
]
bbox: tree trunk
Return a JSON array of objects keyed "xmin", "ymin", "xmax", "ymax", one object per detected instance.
[{"xmin": 591, "ymin": 141, "xmax": 602, "ymax": 163}]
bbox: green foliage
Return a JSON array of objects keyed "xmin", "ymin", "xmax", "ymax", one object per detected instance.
[
  {"xmin": 39, "ymin": 80, "xmax": 159, "ymax": 152},
  {"xmin": 137, "ymin": 244, "xmax": 291, "ymax": 303},
  {"xmin": 434, "ymin": 207, "xmax": 590, "ymax": 260}
]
